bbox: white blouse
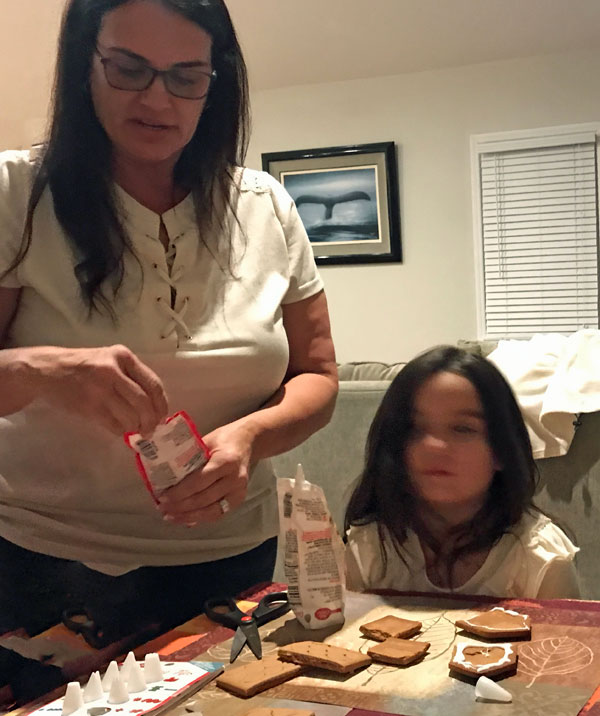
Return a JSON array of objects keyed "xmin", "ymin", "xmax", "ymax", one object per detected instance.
[
  {"xmin": 0, "ymin": 150, "xmax": 323, "ymax": 574},
  {"xmin": 346, "ymin": 511, "xmax": 580, "ymax": 599}
]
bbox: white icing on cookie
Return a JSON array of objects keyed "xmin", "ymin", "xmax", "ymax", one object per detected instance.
[
  {"xmin": 463, "ymin": 607, "xmax": 529, "ymax": 631},
  {"xmin": 454, "ymin": 642, "xmax": 514, "ymax": 673}
]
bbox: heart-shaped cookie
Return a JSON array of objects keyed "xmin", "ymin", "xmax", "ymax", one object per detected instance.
[{"xmin": 449, "ymin": 642, "xmax": 517, "ymax": 678}]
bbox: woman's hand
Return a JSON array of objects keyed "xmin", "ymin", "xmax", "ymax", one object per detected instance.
[
  {"xmin": 157, "ymin": 419, "xmax": 254, "ymax": 525},
  {"xmin": 2, "ymin": 344, "xmax": 168, "ymax": 435}
]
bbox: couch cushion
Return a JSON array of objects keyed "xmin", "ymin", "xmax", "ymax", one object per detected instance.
[
  {"xmin": 338, "ymin": 361, "xmax": 405, "ymax": 382},
  {"xmin": 457, "ymin": 339, "xmax": 499, "ymax": 358},
  {"xmin": 338, "ymin": 346, "xmax": 499, "ymax": 382}
]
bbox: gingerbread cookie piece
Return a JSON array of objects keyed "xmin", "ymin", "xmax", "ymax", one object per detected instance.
[
  {"xmin": 449, "ymin": 642, "xmax": 517, "ymax": 678},
  {"xmin": 359, "ymin": 615, "xmax": 422, "ymax": 641},
  {"xmin": 367, "ymin": 638, "xmax": 430, "ymax": 666},
  {"xmin": 455, "ymin": 607, "xmax": 531, "ymax": 639},
  {"xmin": 216, "ymin": 656, "xmax": 305, "ymax": 698},
  {"xmin": 244, "ymin": 709, "xmax": 315, "ymax": 716},
  {"xmin": 278, "ymin": 641, "xmax": 371, "ymax": 674}
]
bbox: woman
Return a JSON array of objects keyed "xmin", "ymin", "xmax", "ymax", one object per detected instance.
[{"xmin": 0, "ymin": 0, "xmax": 337, "ymax": 640}]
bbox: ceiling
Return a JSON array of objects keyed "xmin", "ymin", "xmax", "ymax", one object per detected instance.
[{"xmin": 226, "ymin": 0, "xmax": 600, "ymax": 91}]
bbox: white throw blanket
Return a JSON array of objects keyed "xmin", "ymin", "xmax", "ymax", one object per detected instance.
[{"xmin": 488, "ymin": 330, "xmax": 600, "ymax": 458}]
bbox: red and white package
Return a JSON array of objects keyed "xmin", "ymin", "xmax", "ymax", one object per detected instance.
[{"xmin": 124, "ymin": 411, "xmax": 210, "ymax": 503}]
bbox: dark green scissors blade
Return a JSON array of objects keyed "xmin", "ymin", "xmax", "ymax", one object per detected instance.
[{"xmin": 230, "ymin": 621, "xmax": 262, "ymax": 662}]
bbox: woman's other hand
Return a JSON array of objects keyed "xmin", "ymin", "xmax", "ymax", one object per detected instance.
[
  {"xmin": 157, "ymin": 420, "xmax": 252, "ymax": 525},
  {"xmin": 1, "ymin": 343, "xmax": 168, "ymax": 435}
]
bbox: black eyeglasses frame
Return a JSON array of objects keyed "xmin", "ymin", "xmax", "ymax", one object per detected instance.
[{"xmin": 95, "ymin": 50, "xmax": 217, "ymax": 100}]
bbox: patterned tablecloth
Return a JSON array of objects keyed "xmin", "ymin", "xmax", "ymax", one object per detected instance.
[{"xmin": 4, "ymin": 585, "xmax": 600, "ymax": 716}]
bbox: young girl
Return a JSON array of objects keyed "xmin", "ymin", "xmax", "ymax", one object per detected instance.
[{"xmin": 345, "ymin": 346, "xmax": 579, "ymax": 599}]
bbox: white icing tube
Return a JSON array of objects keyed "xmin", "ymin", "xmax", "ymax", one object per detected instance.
[{"xmin": 277, "ymin": 464, "xmax": 345, "ymax": 630}]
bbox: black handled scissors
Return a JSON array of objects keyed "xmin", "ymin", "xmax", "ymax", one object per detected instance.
[
  {"xmin": 62, "ymin": 607, "xmax": 108, "ymax": 649},
  {"xmin": 204, "ymin": 591, "xmax": 290, "ymax": 662}
]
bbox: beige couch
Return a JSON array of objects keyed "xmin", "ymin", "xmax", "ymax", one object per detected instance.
[{"xmin": 272, "ymin": 354, "xmax": 600, "ymax": 600}]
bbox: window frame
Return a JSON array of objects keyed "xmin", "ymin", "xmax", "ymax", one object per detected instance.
[{"xmin": 470, "ymin": 122, "xmax": 600, "ymax": 339}]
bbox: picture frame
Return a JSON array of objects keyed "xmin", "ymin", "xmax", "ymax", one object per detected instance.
[{"xmin": 262, "ymin": 141, "xmax": 401, "ymax": 266}]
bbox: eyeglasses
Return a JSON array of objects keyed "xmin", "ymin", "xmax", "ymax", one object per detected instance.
[{"xmin": 96, "ymin": 50, "xmax": 216, "ymax": 100}]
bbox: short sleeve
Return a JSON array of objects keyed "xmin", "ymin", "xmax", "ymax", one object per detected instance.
[
  {"xmin": 0, "ymin": 150, "xmax": 32, "ymax": 288},
  {"xmin": 515, "ymin": 514, "xmax": 580, "ymax": 598},
  {"xmin": 266, "ymin": 175, "xmax": 324, "ymax": 304}
]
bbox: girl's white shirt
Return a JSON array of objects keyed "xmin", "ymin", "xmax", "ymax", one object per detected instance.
[{"xmin": 345, "ymin": 511, "xmax": 580, "ymax": 599}]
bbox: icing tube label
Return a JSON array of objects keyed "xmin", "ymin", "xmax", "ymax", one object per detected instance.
[{"xmin": 277, "ymin": 464, "xmax": 346, "ymax": 630}]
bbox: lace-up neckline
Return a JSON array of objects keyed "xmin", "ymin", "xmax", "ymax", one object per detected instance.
[{"xmin": 151, "ymin": 219, "xmax": 191, "ymax": 342}]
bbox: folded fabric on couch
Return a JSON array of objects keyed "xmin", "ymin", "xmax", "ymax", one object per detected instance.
[{"xmin": 488, "ymin": 330, "xmax": 600, "ymax": 458}]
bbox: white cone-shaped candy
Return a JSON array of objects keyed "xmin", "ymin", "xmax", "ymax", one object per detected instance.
[
  {"xmin": 102, "ymin": 661, "xmax": 120, "ymax": 692},
  {"xmin": 475, "ymin": 675, "xmax": 512, "ymax": 703},
  {"xmin": 144, "ymin": 653, "xmax": 164, "ymax": 683},
  {"xmin": 120, "ymin": 651, "xmax": 137, "ymax": 682},
  {"xmin": 107, "ymin": 674, "xmax": 129, "ymax": 704},
  {"xmin": 83, "ymin": 672, "xmax": 103, "ymax": 703},
  {"xmin": 126, "ymin": 661, "xmax": 146, "ymax": 693},
  {"xmin": 62, "ymin": 682, "xmax": 85, "ymax": 716}
]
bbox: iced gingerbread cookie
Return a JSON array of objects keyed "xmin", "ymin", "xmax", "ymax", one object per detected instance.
[
  {"xmin": 455, "ymin": 607, "xmax": 531, "ymax": 639},
  {"xmin": 449, "ymin": 642, "xmax": 517, "ymax": 678}
]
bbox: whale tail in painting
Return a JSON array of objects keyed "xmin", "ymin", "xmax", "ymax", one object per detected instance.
[{"xmin": 296, "ymin": 190, "xmax": 371, "ymax": 220}]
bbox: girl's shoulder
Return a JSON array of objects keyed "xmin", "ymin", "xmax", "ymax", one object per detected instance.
[
  {"xmin": 346, "ymin": 521, "xmax": 381, "ymax": 550},
  {"xmin": 510, "ymin": 510, "xmax": 578, "ymax": 562},
  {"xmin": 346, "ymin": 520, "xmax": 411, "ymax": 548},
  {"xmin": 504, "ymin": 511, "xmax": 579, "ymax": 598},
  {"xmin": 346, "ymin": 522, "xmax": 419, "ymax": 567}
]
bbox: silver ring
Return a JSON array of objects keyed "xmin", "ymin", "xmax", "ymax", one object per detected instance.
[{"xmin": 218, "ymin": 498, "xmax": 230, "ymax": 515}]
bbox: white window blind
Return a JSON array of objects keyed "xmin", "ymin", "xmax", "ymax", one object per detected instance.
[{"xmin": 475, "ymin": 132, "xmax": 599, "ymax": 339}]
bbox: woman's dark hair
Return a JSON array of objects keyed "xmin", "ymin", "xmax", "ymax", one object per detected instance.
[
  {"xmin": 6, "ymin": 0, "xmax": 249, "ymax": 313},
  {"xmin": 344, "ymin": 345, "xmax": 538, "ymax": 588}
]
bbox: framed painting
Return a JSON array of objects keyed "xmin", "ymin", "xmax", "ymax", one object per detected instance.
[{"xmin": 262, "ymin": 141, "xmax": 402, "ymax": 266}]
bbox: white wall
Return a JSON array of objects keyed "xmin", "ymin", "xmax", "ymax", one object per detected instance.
[
  {"xmin": 2, "ymin": 5, "xmax": 599, "ymax": 363},
  {"xmin": 247, "ymin": 50, "xmax": 600, "ymax": 363},
  {"xmin": 0, "ymin": 1, "xmax": 65, "ymax": 150}
]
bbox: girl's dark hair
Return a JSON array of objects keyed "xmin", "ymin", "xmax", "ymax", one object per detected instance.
[
  {"xmin": 344, "ymin": 345, "xmax": 538, "ymax": 588},
  {"xmin": 6, "ymin": 0, "xmax": 249, "ymax": 313}
]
